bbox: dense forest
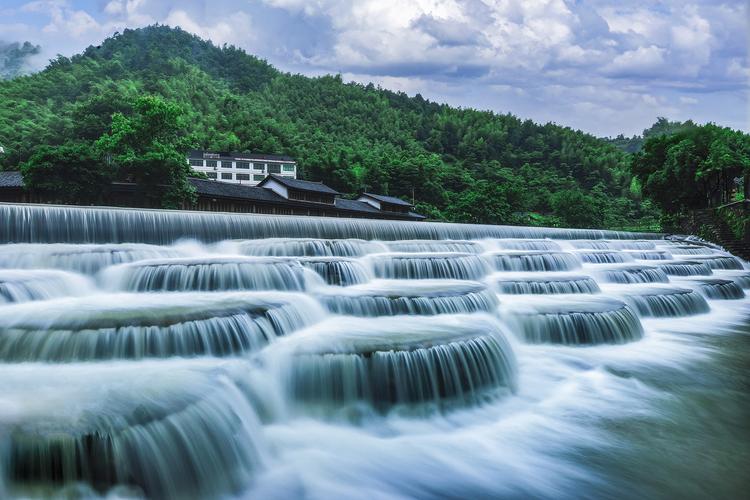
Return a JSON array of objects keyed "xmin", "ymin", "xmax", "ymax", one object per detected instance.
[{"xmin": 0, "ymin": 25, "xmax": 710, "ymax": 230}]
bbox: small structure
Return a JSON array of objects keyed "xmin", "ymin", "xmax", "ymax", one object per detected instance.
[
  {"xmin": 187, "ymin": 150, "xmax": 297, "ymax": 185},
  {"xmin": 357, "ymin": 192, "xmax": 415, "ymax": 215},
  {"xmin": 257, "ymin": 174, "xmax": 339, "ymax": 205}
]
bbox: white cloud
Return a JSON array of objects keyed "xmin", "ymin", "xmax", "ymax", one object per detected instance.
[{"xmin": 1, "ymin": 0, "xmax": 746, "ymax": 136}]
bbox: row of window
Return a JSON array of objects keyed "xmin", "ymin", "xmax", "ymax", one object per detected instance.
[
  {"xmin": 206, "ymin": 172, "xmax": 267, "ymax": 181},
  {"xmin": 190, "ymin": 159, "xmax": 295, "ymax": 173}
]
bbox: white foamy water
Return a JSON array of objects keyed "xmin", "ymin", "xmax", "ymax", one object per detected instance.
[{"xmin": 0, "ymin": 203, "xmax": 748, "ymax": 499}]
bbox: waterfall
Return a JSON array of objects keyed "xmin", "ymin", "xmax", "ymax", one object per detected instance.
[
  {"xmin": 2, "ymin": 202, "xmax": 750, "ymax": 498},
  {"xmin": 575, "ymin": 250, "xmax": 634, "ymax": 264},
  {"xmin": 297, "ymin": 257, "xmax": 373, "ymax": 285},
  {"xmin": 654, "ymin": 261, "xmax": 714, "ymax": 276},
  {"xmin": 367, "ymin": 253, "xmax": 490, "ymax": 280},
  {"xmin": 486, "ymin": 251, "xmax": 581, "ymax": 272},
  {"xmin": 595, "ymin": 264, "xmax": 670, "ymax": 283},
  {"xmin": 623, "ymin": 250, "xmax": 673, "ymax": 260},
  {"xmin": 0, "ymin": 270, "xmax": 92, "ymax": 303},
  {"xmin": 604, "ymin": 285, "xmax": 710, "ymax": 317},
  {"xmin": 487, "ymin": 272, "xmax": 601, "ymax": 294},
  {"xmin": 0, "ymin": 243, "xmax": 184, "ymax": 274},
  {"xmin": 102, "ymin": 256, "xmax": 316, "ymax": 292},
  {"xmin": 317, "ymin": 280, "xmax": 499, "ymax": 316},
  {"xmin": 0, "ymin": 360, "xmax": 267, "ymax": 499},
  {"xmin": 0, "ymin": 204, "xmax": 661, "ymax": 244},
  {"xmin": 501, "ymin": 296, "xmax": 644, "ymax": 344},
  {"xmin": 674, "ymin": 278, "xmax": 746, "ymax": 300},
  {"xmin": 266, "ymin": 314, "xmax": 517, "ymax": 413},
  {"xmin": 385, "ymin": 240, "xmax": 483, "ymax": 253},
  {"xmin": 237, "ymin": 238, "xmax": 387, "ymax": 257},
  {"xmin": 0, "ymin": 292, "xmax": 323, "ymax": 361}
]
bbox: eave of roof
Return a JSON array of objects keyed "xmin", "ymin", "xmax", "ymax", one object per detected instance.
[
  {"xmin": 258, "ymin": 174, "xmax": 340, "ymax": 195},
  {"xmin": 360, "ymin": 192, "xmax": 413, "ymax": 207}
]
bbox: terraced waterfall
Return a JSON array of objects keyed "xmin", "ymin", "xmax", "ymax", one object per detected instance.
[{"xmin": 1, "ymin": 204, "xmax": 749, "ymax": 498}]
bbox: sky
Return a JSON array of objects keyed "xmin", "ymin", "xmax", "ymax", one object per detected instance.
[{"xmin": 0, "ymin": 0, "xmax": 748, "ymax": 137}]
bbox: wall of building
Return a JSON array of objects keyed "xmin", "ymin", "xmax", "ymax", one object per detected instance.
[{"xmin": 188, "ymin": 155, "xmax": 296, "ymax": 186}]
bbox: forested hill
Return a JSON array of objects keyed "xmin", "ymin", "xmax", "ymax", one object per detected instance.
[{"xmin": 0, "ymin": 25, "xmax": 655, "ymax": 229}]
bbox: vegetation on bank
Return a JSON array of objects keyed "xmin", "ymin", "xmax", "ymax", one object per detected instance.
[
  {"xmin": 1, "ymin": 25, "xmax": 747, "ymax": 232},
  {"xmin": 631, "ymin": 122, "xmax": 750, "ymax": 233}
]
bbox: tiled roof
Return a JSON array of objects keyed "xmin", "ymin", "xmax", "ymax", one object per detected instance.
[
  {"xmin": 334, "ymin": 198, "xmax": 382, "ymax": 214},
  {"xmin": 0, "ymin": 171, "xmax": 24, "ymax": 188},
  {"xmin": 360, "ymin": 192, "xmax": 413, "ymax": 207},
  {"xmin": 259, "ymin": 174, "xmax": 340, "ymax": 195},
  {"xmin": 190, "ymin": 178, "xmax": 285, "ymax": 203}
]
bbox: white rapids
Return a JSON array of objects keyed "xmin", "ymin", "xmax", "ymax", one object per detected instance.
[{"xmin": 0, "ymin": 203, "xmax": 748, "ymax": 499}]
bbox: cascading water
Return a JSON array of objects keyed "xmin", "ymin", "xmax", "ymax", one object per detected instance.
[{"xmin": 1, "ymin": 203, "xmax": 748, "ymax": 499}]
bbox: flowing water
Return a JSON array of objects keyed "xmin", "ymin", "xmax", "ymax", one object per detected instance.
[{"xmin": 0, "ymin": 203, "xmax": 748, "ymax": 499}]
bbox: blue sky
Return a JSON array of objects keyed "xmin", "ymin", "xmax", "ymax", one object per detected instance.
[{"xmin": 1, "ymin": 0, "xmax": 747, "ymax": 137}]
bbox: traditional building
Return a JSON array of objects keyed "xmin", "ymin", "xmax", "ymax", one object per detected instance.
[
  {"xmin": 0, "ymin": 170, "xmax": 426, "ymax": 221},
  {"xmin": 187, "ymin": 150, "xmax": 297, "ymax": 185}
]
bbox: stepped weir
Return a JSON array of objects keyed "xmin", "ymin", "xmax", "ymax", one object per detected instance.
[{"xmin": 0, "ymin": 203, "xmax": 748, "ymax": 499}]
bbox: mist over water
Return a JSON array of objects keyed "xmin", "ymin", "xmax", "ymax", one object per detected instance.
[{"xmin": 0, "ymin": 204, "xmax": 748, "ymax": 499}]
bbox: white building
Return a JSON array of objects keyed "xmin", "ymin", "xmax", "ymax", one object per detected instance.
[{"xmin": 187, "ymin": 149, "xmax": 297, "ymax": 185}]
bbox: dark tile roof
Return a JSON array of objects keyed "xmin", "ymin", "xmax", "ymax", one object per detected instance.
[
  {"xmin": 334, "ymin": 198, "xmax": 382, "ymax": 214},
  {"xmin": 191, "ymin": 178, "xmax": 424, "ymax": 220},
  {"xmin": 360, "ymin": 192, "xmax": 413, "ymax": 207},
  {"xmin": 188, "ymin": 149, "xmax": 295, "ymax": 162},
  {"xmin": 0, "ymin": 170, "xmax": 24, "ymax": 188},
  {"xmin": 190, "ymin": 178, "xmax": 286, "ymax": 203},
  {"xmin": 259, "ymin": 174, "xmax": 340, "ymax": 195}
]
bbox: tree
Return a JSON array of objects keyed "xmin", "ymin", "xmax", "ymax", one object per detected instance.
[
  {"xmin": 20, "ymin": 141, "xmax": 112, "ymax": 204},
  {"xmin": 96, "ymin": 95, "xmax": 196, "ymax": 208},
  {"xmin": 550, "ymin": 188, "xmax": 600, "ymax": 228}
]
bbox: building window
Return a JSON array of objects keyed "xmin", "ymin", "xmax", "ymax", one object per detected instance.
[
  {"xmin": 221, "ymin": 161, "xmax": 233, "ymax": 168},
  {"xmin": 253, "ymin": 163, "xmax": 266, "ymax": 172},
  {"xmin": 206, "ymin": 160, "xmax": 218, "ymax": 168},
  {"xmin": 282, "ymin": 163, "xmax": 295, "ymax": 172},
  {"xmin": 189, "ymin": 159, "xmax": 204, "ymax": 167},
  {"xmin": 253, "ymin": 174, "xmax": 265, "ymax": 181},
  {"xmin": 236, "ymin": 173, "xmax": 250, "ymax": 181},
  {"xmin": 206, "ymin": 172, "xmax": 217, "ymax": 179},
  {"xmin": 203, "ymin": 152, "xmax": 220, "ymax": 159},
  {"xmin": 236, "ymin": 161, "xmax": 250, "ymax": 169},
  {"xmin": 221, "ymin": 173, "xmax": 233, "ymax": 180},
  {"xmin": 268, "ymin": 164, "xmax": 281, "ymax": 174}
]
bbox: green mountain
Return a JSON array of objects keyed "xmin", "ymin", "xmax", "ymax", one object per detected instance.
[{"xmin": 0, "ymin": 25, "xmax": 656, "ymax": 229}]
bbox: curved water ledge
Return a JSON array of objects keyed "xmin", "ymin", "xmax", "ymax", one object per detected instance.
[
  {"xmin": 501, "ymin": 296, "xmax": 644, "ymax": 344},
  {"xmin": 237, "ymin": 238, "xmax": 386, "ymax": 257},
  {"xmin": 605, "ymin": 285, "xmax": 710, "ymax": 317},
  {"xmin": 0, "ymin": 292, "xmax": 323, "ymax": 361},
  {"xmin": 317, "ymin": 280, "xmax": 498, "ymax": 316},
  {"xmin": 0, "ymin": 204, "xmax": 661, "ymax": 244},
  {"xmin": 385, "ymin": 240, "xmax": 483, "ymax": 254},
  {"xmin": 594, "ymin": 264, "xmax": 670, "ymax": 284},
  {"xmin": 367, "ymin": 253, "xmax": 490, "ymax": 280},
  {"xmin": 0, "ymin": 270, "xmax": 91, "ymax": 303},
  {"xmin": 673, "ymin": 278, "xmax": 746, "ymax": 300},
  {"xmin": 268, "ymin": 314, "xmax": 517, "ymax": 412},
  {"xmin": 297, "ymin": 257, "xmax": 372, "ymax": 286},
  {"xmin": 487, "ymin": 272, "xmax": 600, "ymax": 294},
  {"xmin": 0, "ymin": 243, "xmax": 184, "ymax": 274},
  {"xmin": 0, "ymin": 360, "xmax": 266, "ymax": 498},
  {"xmin": 486, "ymin": 251, "xmax": 581, "ymax": 272},
  {"xmin": 575, "ymin": 250, "xmax": 633, "ymax": 264},
  {"xmin": 102, "ymin": 256, "xmax": 315, "ymax": 292},
  {"xmin": 653, "ymin": 260, "xmax": 714, "ymax": 276}
]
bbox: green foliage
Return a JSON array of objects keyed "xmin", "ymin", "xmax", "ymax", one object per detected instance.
[
  {"xmin": 0, "ymin": 25, "xmax": 657, "ymax": 228},
  {"xmin": 631, "ymin": 123, "xmax": 750, "ymax": 213},
  {"xmin": 20, "ymin": 141, "xmax": 112, "ymax": 204},
  {"xmin": 96, "ymin": 95, "xmax": 196, "ymax": 208}
]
